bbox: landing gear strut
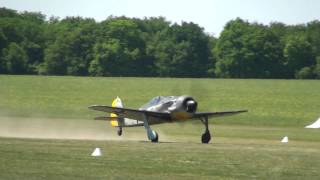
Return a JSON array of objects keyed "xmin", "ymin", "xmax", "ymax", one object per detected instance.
[
  {"xmin": 142, "ymin": 114, "xmax": 159, "ymax": 143},
  {"xmin": 201, "ymin": 116, "xmax": 211, "ymax": 144}
]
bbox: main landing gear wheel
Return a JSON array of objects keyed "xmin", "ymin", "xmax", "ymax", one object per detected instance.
[
  {"xmin": 201, "ymin": 116, "xmax": 212, "ymax": 144},
  {"xmin": 201, "ymin": 130, "xmax": 211, "ymax": 144},
  {"xmin": 117, "ymin": 127, "xmax": 122, "ymax": 136},
  {"xmin": 151, "ymin": 131, "xmax": 159, "ymax": 143}
]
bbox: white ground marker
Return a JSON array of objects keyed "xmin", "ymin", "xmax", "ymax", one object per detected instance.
[
  {"xmin": 91, "ymin": 147, "xmax": 102, "ymax": 156},
  {"xmin": 305, "ymin": 117, "xmax": 320, "ymax": 128},
  {"xmin": 281, "ymin": 136, "xmax": 289, "ymax": 143}
]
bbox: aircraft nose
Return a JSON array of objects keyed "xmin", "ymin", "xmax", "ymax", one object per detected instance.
[{"xmin": 186, "ymin": 100, "xmax": 197, "ymax": 113}]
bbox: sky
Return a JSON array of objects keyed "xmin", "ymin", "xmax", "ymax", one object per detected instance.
[{"xmin": 1, "ymin": 0, "xmax": 320, "ymax": 36}]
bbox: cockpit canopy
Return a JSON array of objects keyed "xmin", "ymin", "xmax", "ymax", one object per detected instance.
[
  {"xmin": 140, "ymin": 96, "xmax": 177, "ymax": 110},
  {"xmin": 139, "ymin": 96, "xmax": 197, "ymax": 113}
]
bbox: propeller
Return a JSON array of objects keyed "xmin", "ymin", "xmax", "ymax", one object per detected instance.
[{"xmin": 185, "ymin": 99, "xmax": 197, "ymax": 113}]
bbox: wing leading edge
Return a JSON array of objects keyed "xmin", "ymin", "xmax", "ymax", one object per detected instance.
[
  {"xmin": 89, "ymin": 105, "xmax": 247, "ymax": 122},
  {"xmin": 193, "ymin": 110, "xmax": 248, "ymax": 119}
]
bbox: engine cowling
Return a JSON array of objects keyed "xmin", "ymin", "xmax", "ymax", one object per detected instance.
[
  {"xmin": 174, "ymin": 96, "xmax": 197, "ymax": 113},
  {"xmin": 183, "ymin": 97, "xmax": 197, "ymax": 113}
]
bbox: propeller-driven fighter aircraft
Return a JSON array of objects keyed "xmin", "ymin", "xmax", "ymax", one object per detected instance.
[{"xmin": 89, "ymin": 96, "xmax": 247, "ymax": 143}]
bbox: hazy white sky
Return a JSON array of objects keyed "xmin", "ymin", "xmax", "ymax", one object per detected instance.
[{"xmin": 1, "ymin": 0, "xmax": 320, "ymax": 36}]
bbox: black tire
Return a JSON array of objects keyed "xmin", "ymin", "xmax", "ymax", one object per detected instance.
[
  {"xmin": 201, "ymin": 131, "xmax": 211, "ymax": 144},
  {"xmin": 151, "ymin": 131, "xmax": 159, "ymax": 143},
  {"xmin": 117, "ymin": 129, "xmax": 122, "ymax": 136}
]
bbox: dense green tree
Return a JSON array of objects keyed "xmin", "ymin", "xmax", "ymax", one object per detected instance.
[
  {"xmin": 3, "ymin": 42, "xmax": 28, "ymax": 74},
  {"xmin": 215, "ymin": 18, "xmax": 283, "ymax": 78},
  {"xmin": 0, "ymin": 8, "xmax": 19, "ymax": 18},
  {"xmin": 153, "ymin": 22, "xmax": 211, "ymax": 77},
  {"xmin": 295, "ymin": 66, "xmax": 315, "ymax": 79},
  {"xmin": 1, "ymin": 7, "xmax": 320, "ymax": 79},
  {"xmin": 102, "ymin": 18, "xmax": 144, "ymax": 48},
  {"xmin": 90, "ymin": 17, "xmax": 151, "ymax": 76},
  {"xmin": 89, "ymin": 39, "xmax": 130, "ymax": 76},
  {"xmin": 0, "ymin": 8, "xmax": 46, "ymax": 74},
  {"xmin": 0, "ymin": 29, "xmax": 8, "ymax": 73},
  {"xmin": 42, "ymin": 17, "xmax": 97, "ymax": 75},
  {"xmin": 133, "ymin": 17, "xmax": 171, "ymax": 76},
  {"xmin": 313, "ymin": 56, "xmax": 320, "ymax": 79},
  {"xmin": 307, "ymin": 21, "xmax": 320, "ymax": 57},
  {"xmin": 20, "ymin": 14, "xmax": 46, "ymax": 73},
  {"xmin": 0, "ymin": 29, "xmax": 7, "ymax": 50},
  {"xmin": 283, "ymin": 35, "xmax": 315, "ymax": 78},
  {"xmin": 207, "ymin": 36, "xmax": 218, "ymax": 76},
  {"xmin": 41, "ymin": 41, "xmax": 67, "ymax": 75}
]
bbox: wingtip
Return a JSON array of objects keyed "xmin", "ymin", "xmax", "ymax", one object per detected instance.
[{"xmin": 88, "ymin": 105, "xmax": 97, "ymax": 109}]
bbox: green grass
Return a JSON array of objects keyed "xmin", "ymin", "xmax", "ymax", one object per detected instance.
[
  {"xmin": 0, "ymin": 137, "xmax": 319, "ymax": 180},
  {"xmin": 1, "ymin": 75, "xmax": 320, "ymax": 126},
  {"xmin": 0, "ymin": 75, "xmax": 320, "ymax": 179}
]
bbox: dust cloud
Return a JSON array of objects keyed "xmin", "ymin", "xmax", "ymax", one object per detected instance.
[{"xmin": 0, "ymin": 117, "xmax": 158, "ymax": 141}]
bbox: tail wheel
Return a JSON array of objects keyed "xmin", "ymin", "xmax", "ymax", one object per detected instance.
[
  {"xmin": 117, "ymin": 128, "xmax": 122, "ymax": 136},
  {"xmin": 151, "ymin": 131, "xmax": 159, "ymax": 143}
]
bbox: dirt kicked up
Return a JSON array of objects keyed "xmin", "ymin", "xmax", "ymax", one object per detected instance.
[{"xmin": 0, "ymin": 117, "xmax": 161, "ymax": 141}]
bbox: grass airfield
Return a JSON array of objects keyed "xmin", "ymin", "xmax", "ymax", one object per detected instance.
[
  {"xmin": 1, "ymin": 136, "xmax": 319, "ymax": 180},
  {"xmin": 0, "ymin": 75, "xmax": 320, "ymax": 179}
]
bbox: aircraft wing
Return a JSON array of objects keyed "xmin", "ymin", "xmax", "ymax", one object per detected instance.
[
  {"xmin": 88, "ymin": 105, "xmax": 171, "ymax": 122},
  {"xmin": 193, "ymin": 110, "xmax": 248, "ymax": 119}
]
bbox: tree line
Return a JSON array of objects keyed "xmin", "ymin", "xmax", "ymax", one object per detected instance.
[{"xmin": 1, "ymin": 7, "xmax": 320, "ymax": 79}]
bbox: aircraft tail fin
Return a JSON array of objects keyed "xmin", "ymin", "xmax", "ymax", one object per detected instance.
[{"xmin": 110, "ymin": 96, "xmax": 123, "ymax": 127}]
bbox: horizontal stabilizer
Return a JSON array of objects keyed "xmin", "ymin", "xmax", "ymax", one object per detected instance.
[{"xmin": 89, "ymin": 105, "xmax": 171, "ymax": 120}]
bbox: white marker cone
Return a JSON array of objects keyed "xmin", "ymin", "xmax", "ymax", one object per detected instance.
[
  {"xmin": 91, "ymin": 148, "xmax": 102, "ymax": 156},
  {"xmin": 281, "ymin": 136, "xmax": 288, "ymax": 143},
  {"xmin": 305, "ymin": 117, "xmax": 320, "ymax": 128}
]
